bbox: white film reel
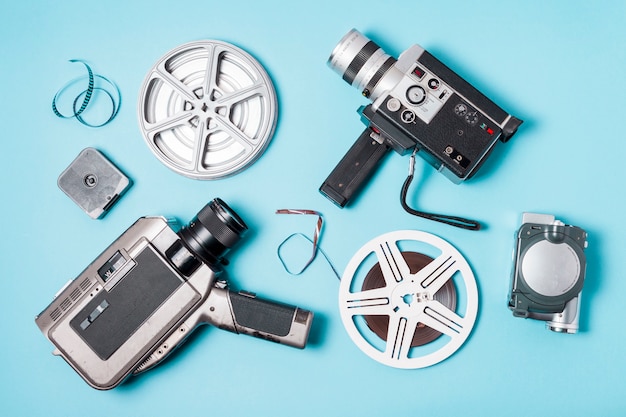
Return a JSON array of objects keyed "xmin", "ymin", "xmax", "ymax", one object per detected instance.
[
  {"xmin": 138, "ymin": 40, "xmax": 277, "ymax": 179},
  {"xmin": 339, "ymin": 230, "xmax": 478, "ymax": 369}
]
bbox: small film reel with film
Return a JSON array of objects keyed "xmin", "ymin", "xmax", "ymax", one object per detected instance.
[
  {"xmin": 138, "ymin": 40, "xmax": 278, "ymax": 179},
  {"xmin": 57, "ymin": 148, "xmax": 131, "ymax": 219},
  {"xmin": 339, "ymin": 230, "xmax": 478, "ymax": 368}
]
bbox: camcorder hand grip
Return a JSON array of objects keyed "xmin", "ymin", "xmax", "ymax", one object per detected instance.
[
  {"xmin": 320, "ymin": 128, "xmax": 391, "ymax": 207},
  {"xmin": 133, "ymin": 285, "xmax": 313, "ymax": 376},
  {"xmin": 206, "ymin": 287, "xmax": 313, "ymax": 349}
]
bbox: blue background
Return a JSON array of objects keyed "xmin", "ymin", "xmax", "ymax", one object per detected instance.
[{"xmin": 1, "ymin": 0, "xmax": 625, "ymax": 415}]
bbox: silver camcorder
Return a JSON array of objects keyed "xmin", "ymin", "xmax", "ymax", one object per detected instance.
[
  {"xmin": 509, "ymin": 213, "xmax": 587, "ymax": 333},
  {"xmin": 36, "ymin": 198, "xmax": 313, "ymax": 390},
  {"xmin": 320, "ymin": 29, "xmax": 523, "ymax": 208}
]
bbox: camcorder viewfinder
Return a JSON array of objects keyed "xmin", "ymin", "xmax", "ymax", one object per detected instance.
[
  {"xmin": 320, "ymin": 29, "xmax": 523, "ymax": 218},
  {"xmin": 35, "ymin": 198, "xmax": 313, "ymax": 390}
]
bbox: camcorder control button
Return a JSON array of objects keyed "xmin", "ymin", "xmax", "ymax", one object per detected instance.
[
  {"xmin": 406, "ymin": 85, "xmax": 426, "ymax": 105},
  {"xmin": 464, "ymin": 111, "xmax": 479, "ymax": 126},
  {"xmin": 454, "ymin": 103, "xmax": 468, "ymax": 116},
  {"xmin": 401, "ymin": 110, "xmax": 416, "ymax": 123},
  {"xmin": 413, "ymin": 65, "xmax": 426, "ymax": 79},
  {"xmin": 387, "ymin": 98, "xmax": 401, "ymax": 112},
  {"xmin": 427, "ymin": 78, "xmax": 440, "ymax": 90}
]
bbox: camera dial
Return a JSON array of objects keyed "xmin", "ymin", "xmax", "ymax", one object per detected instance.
[{"xmin": 406, "ymin": 85, "xmax": 426, "ymax": 105}]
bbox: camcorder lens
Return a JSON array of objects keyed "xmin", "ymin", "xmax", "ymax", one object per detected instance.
[
  {"xmin": 327, "ymin": 29, "xmax": 396, "ymax": 98},
  {"xmin": 178, "ymin": 198, "xmax": 248, "ymax": 266}
]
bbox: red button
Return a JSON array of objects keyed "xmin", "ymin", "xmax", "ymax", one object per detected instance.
[{"xmin": 413, "ymin": 66, "xmax": 425, "ymax": 79}]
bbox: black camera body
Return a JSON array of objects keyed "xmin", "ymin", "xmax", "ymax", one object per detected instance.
[
  {"xmin": 35, "ymin": 199, "xmax": 313, "ymax": 390},
  {"xmin": 320, "ymin": 29, "xmax": 523, "ymax": 207}
]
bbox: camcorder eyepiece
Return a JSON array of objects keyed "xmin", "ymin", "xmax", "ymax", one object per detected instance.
[{"xmin": 35, "ymin": 198, "xmax": 313, "ymax": 390}]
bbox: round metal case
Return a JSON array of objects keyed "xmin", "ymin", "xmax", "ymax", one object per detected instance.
[
  {"xmin": 138, "ymin": 40, "xmax": 278, "ymax": 179},
  {"xmin": 517, "ymin": 230, "xmax": 586, "ymax": 306}
]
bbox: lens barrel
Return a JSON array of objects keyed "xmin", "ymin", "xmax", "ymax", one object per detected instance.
[
  {"xmin": 328, "ymin": 29, "xmax": 397, "ymax": 98},
  {"xmin": 178, "ymin": 198, "xmax": 248, "ymax": 266}
]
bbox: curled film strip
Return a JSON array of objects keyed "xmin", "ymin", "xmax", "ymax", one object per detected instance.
[
  {"xmin": 52, "ymin": 60, "xmax": 121, "ymax": 127},
  {"xmin": 276, "ymin": 209, "xmax": 340, "ymax": 280}
]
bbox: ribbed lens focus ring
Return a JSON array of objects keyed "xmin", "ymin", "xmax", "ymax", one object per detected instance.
[
  {"xmin": 178, "ymin": 198, "xmax": 248, "ymax": 266},
  {"xmin": 342, "ymin": 40, "xmax": 380, "ymax": 85},
  {"xmin": 364, "ymin": 56, "xmax": 396, "ymax": 97},
  {"xmin": 197, "ymin": 198, "xmax": 248, "ymax": 248}
]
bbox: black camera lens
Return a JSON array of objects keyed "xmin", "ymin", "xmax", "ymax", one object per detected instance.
[{"xmin": 178, "ymin": 198, "xmax": 248, "ymax": 266}]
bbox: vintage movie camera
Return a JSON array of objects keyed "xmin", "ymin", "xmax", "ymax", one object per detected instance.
[
  {"xmin": 509, "ymin": 213, "xmax": 588, "ymax": 333},
  {"xmin": 320, "ymin": 29, "xmax": 523, "ymax": 214},
  {"xmin": 35, "ymin": 198, "xmax": 313, "ymax": 389}
]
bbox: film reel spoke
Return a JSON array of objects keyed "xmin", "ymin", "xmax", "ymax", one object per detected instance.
[
  {"xmin": 154, "ymin": 66, "xmax": 196, "ymax": 101},
  {"xmin": 416, "ymin": 252, "xmax": 458, "ymax": 294},
  {"xmin": 199, "ymin": 115, "xmax": 255, "ymax": 162},
  {"xmin": 191, "ymin": 119, "xmax": 210, "ymax": 171},
  {"xmin": 144, "ymin": 111, "xmax": 195, "ymax": 135},
  {"xmin": 384, "ymin": 315, "xmax": 419, "ymax": 361},
  {"xmin": 421, "ymin": 300, "xmax": 467, "ymax": 338},
  {"xmin": 208, "ymin": 116, "xmax": 255, "ymax": 150},
  {"xmin": 374, "ymin": 240, "xmax": 411, "ymax": 285},
  {"xmin": 215, "ymin": 82, "xmax": 267, "ymax": 109},
  {"xmin": 344, "ymin": 287, "xmax": 392, "ymax": 316},
  {"xmin": 201, "ymin": 45, "xmax": 220, "ymax": 100}
]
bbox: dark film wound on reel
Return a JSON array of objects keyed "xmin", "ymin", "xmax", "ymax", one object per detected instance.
[{"xmin": 362, "ymin": 251, "xmax": 457, "ymax": 347}]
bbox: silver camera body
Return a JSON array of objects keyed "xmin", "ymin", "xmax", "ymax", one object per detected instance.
[
  {"xmin": 320, "ymin": 29, "xmax": 522, "ymax": 208},
  {"xmin": 35, "ymin": 199, "xmax": 313, "ymax": 389},
  {"xmin": 508, "ymin": 213, "xmax": 588, "ymax": 333}
]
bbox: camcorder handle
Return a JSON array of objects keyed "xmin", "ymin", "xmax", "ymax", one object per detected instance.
[
  {"xmin": 320, "ymin": 127, "xmax": 390, "ymax": 207},
  {"xmin": 206, "ymin": 287, "xmax": 313, "ymax": 348},
  {"xmin": 133, "ymin": 285, "xmax": 313, "ymax": 376}
]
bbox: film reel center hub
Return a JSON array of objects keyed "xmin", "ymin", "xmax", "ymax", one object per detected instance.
[
  {"xmin": 138, "ymin": 40, "xmax": 278, "ymax": 179},
  {"xmin": 339, "ymin": 230, "xmax": 478, "ymax": 369}
]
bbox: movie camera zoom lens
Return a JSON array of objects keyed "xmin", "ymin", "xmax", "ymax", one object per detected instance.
[
  {"xmin": 328, "ymin": 29, "xmax": 397, "ymax": 99},
  {"xmin": 178, "ymin": 198, "xmax": 248, "ymax": 266}
]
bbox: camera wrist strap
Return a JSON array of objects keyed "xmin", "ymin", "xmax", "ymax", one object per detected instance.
[{"xmin": 400, "ymin": 149, "xmax": 481, "ymax": 231}]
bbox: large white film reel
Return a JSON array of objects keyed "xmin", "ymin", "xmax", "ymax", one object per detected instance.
[
  {"xmin": 138, "ymin": 40, "xmax": 277, "ymax": 179},
  {"xmin": 339, "ymin": 230, "xmax": 478, "ymax": 369}
]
